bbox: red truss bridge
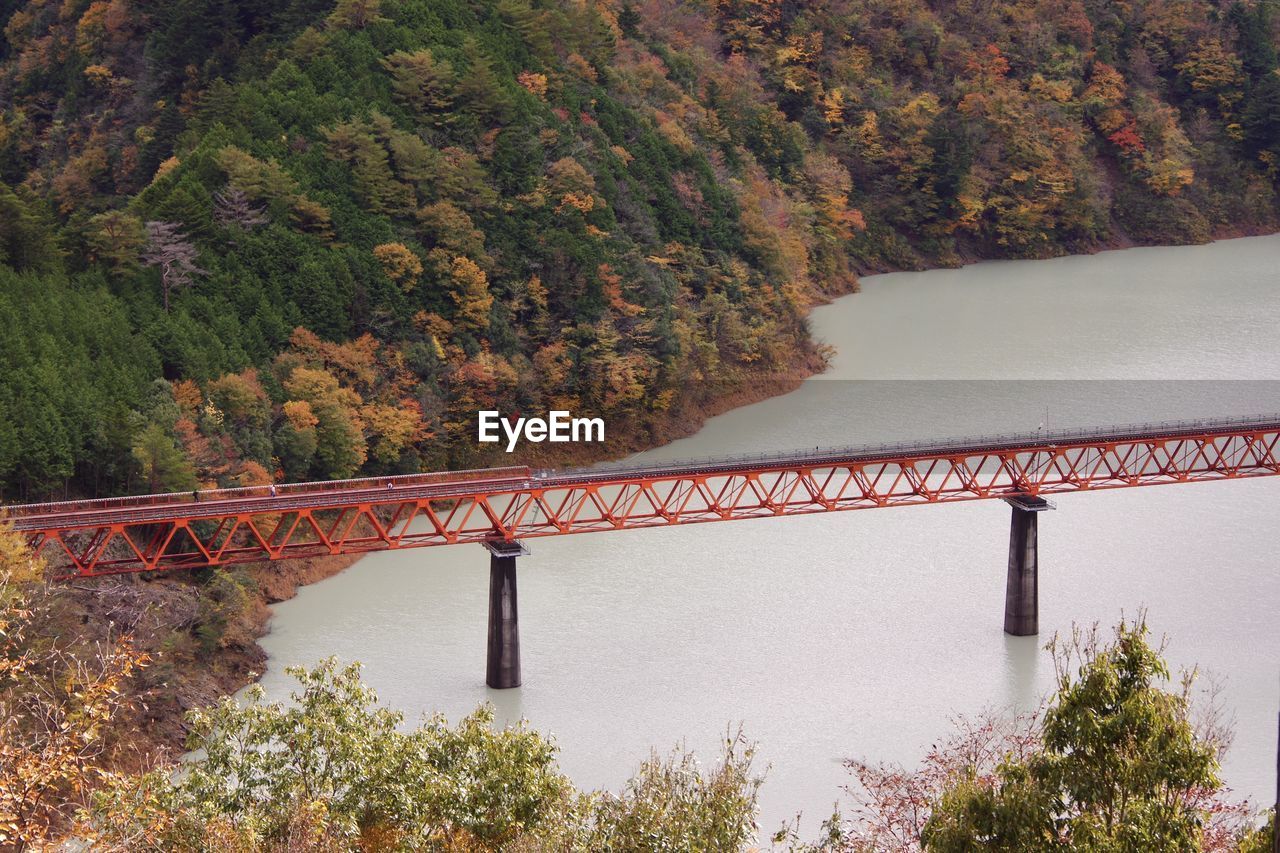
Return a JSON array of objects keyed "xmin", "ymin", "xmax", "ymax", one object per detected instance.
[{"xmin": 5, "ymin": 414, "xmax": 1279, "ymax": 687}]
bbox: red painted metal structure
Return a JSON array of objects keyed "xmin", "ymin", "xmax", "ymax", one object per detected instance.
[{"xmin": 4, "ymin": 414, "xmax": 1279, "ymax": 580}]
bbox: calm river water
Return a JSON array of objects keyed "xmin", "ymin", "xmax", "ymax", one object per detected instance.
[{"xmin": 256, "ymin": 235, "xmax": 1280, "ymax": 834}]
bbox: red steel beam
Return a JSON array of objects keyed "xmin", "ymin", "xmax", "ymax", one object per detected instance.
[{"xmin": 5, "ymin": 417, "xmax": 1280, "ymax": 579}]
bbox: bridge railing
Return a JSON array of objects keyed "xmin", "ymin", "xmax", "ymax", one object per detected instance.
[
  {"xmin": 542, "ymin": 412, "xmax": 1280, "ymax": 481},
  {"xmin": 5, "ymin": 413, "xmax": 1278, "ymax": 520},
  {"xmin": 0, "ymin": 466, "xmax": 531, "ymax": 519}
]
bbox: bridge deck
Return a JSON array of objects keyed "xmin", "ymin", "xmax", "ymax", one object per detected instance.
[{"xmin": 4, "ymin": 413, "xmax": 1279, "ymax": 578}]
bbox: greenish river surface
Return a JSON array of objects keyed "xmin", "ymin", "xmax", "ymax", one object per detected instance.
[{"xmin": 256, "ymin": 234, "xmax": 1280, "ymax": 834}]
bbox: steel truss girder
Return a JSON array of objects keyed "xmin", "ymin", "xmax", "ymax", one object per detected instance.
[{"xmin": 16, "ymin": 429, "xmax": 1280, "ymax": 579}]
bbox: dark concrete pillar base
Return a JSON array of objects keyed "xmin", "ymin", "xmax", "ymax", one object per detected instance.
[
  {"xmin": 1003, "ymin": 496, "xmax": 1051, "ymax": 637},
  {"xmin": 484, "ymin": 541, "xmax": 526, "ymax": 689}
]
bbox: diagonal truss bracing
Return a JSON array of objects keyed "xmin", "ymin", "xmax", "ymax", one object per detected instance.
[{"xmin": 6, "ymin": 418, "xmax": 1280, "ymax": 578}]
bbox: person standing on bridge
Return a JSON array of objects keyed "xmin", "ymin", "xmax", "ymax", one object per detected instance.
[{"xmin": 269, "ymin": 484, "xmax": 277, "ymax": 497}]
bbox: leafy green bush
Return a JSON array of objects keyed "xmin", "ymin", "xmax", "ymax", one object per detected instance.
[{"xmin": 81, "ymin": 658, "xmax": 763, "ymax": 851}]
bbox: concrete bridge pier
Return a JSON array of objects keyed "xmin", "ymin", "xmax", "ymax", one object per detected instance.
[
  {"xmin": 1003, "ymin": 496, "xmax": 1053, "ymax": 636},
  {"xmin": 484, "ymin": 540, "xmax": 528, "ymax": 689}
]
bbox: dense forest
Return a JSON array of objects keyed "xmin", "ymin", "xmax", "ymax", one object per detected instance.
[{"xmin": 1, "ymin": 0, "xmax": 1279, "ymax": 500}]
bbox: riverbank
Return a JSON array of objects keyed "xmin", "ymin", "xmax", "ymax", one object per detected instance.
[
  {"xmin": 50, "ymin": 553, "xmax": 363, "ymax": 770},
  {"xmin": 849, "ymin": 215, "xmax": 1280, "ymax": 277}
]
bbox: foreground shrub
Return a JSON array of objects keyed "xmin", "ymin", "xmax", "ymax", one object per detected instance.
[
  {"xmin": 79, "ymin": 660, "xmax": 763, "ymax": 851},
  {"xmin": 808, "ymin": 617, "xmax": 1272, "ymax": 852}
]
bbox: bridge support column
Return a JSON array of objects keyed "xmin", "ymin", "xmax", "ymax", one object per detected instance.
[
  {"xmin": 484, "ymin": 540, "xmax": 527, "ymax": 689},
  {"xmin": 1003, "ymin": 496, "xmax": 1052, "ymax": 637}
]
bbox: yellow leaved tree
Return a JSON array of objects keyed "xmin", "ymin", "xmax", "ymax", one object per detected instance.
[{"xmin": 0, "ymin": 525, "xmax": 146, "ymax": 847}]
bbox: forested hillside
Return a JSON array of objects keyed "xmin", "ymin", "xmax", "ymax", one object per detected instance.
[{"xmin": 1, "ymin": 0, "xmax": 1278, "ymax": 500}]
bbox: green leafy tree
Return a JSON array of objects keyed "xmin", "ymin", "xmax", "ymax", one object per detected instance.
[
  {"xmin": 274, "ymin": 400, "xmax": 319, "ymax": 480},
  {"xmin": 323, "ymin": 119, "xmax": 415, "ymax": 216},
  {"xmin": 921, "ymin": 619, "xmax": 1221, "ymax": 851},
  {"xmin": 382, "ymin": 49, "xmax": 455, "ymax": 114},
  {"xmin": 213, "ymin": 146, "xmax": 300, "ymax": 209},
  {"xmin": 1229, "ymin": 1, "xmax": 1279, "ymax": 80},
  {"xmin": 454, "ymin": 40, "xmax": 513, "ymax": 127},
  {"xmin": 327, "ymin": 0, "xmax": 383, "ymax": 31},
  {"xmin": 80, "ymin": 656, "xmax": 768, "ymax": 850},
  {"xmin": 1236, "ymin": 810, "xmax": 1275, "ymax": 852},
  {"xmin": 817, "ymin": 618, "xmax": 1263, "ymax": 851},
  {"xmin": 140, "ymin": 379, "xmax": 182, "ymax": 434},
  {"xmin": 82, "ymin": 658, "xmax": 573, "ymax": 849},
  {"xmin": 0, "ymin": 183, "xmax": 61, "ymax": 273},
  {"xmin": 1242, "ymin": 71, "xmax": 1280, "ymax": 164},
  {"xmin": 84, "ymin": 211, "xmax": 146, "ymax": 272},
  {"xmin": 130, "ymin": 423, "xmax": 196, "ymax": 493},
  {"xmin": 578, "ymin": 732, "xmax": 762, "ymax": 851},
  {"xmin": 618, "ymin": 2, "xmax": 642, "ymax": 38},
  {"xmin": 282, "ymin": 368, "xmax": 367, "ymax": 479}
]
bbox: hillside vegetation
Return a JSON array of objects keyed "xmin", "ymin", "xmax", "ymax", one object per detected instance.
[{"xmin": 0, "ymin": 0, "xmax": 1278, "ymax": 502}]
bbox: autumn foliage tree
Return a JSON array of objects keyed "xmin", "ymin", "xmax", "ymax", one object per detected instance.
[
  {"xmin": 0, "ymin": 526, "xmax": 146, "ymax": 847},
  {"xmin": 372, "ymin": 242, "xmax": 423, "ymax": 292},
  {"xmin": 448, "ymin": 256, "xmax": 493, "ymax": 334}
]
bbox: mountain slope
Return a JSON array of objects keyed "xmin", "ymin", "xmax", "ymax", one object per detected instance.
[{"xmin": 0, "ymin": 0, "xmax": 1277, "ymax": 500}]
